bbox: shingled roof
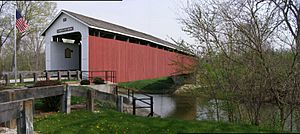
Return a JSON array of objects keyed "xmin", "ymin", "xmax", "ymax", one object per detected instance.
[{"xmin": 42, "ymin": 10, "xmax": 179, "ymax": 50}]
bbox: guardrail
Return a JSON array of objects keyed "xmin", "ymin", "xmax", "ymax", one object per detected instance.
[{"xmin": 114, "ymin": 86, "xmax": 154, "ymax": 117}]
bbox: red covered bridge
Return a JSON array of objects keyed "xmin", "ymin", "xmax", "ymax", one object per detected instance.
[{"xmin": 42, "ymin": 10, "xmax": 194, "ymax": 82}]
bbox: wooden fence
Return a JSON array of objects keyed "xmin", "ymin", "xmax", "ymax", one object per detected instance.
[
  {"xmin": 0, "ymin": 70, "xmax": 116, "ymax": 85},
  {"xmin": 0, "ymin": 84, "xmax": 127, "ymax": 134}
]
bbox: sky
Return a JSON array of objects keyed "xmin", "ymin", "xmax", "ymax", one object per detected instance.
[{"xmin": 56, "ymin": 0, "xmax": 194, "ymax": 44}]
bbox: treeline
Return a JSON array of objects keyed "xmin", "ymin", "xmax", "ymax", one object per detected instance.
[
  {"xmin": 178, "ymin": 0, "xmax": 300, "ymax": 131},
  {"xmin": 0, "ymin": 1, "xmax": 57, "ymax": 73}
]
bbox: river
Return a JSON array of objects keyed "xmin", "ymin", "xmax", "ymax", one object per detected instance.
[{"xmin": 134, "ymin": 93, "xmax": 300, "ymax": 132}]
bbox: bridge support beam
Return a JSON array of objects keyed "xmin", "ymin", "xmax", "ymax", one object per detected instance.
[
  {"xmin": 86, "ymin": 90, "xmax": 95, "ymax": 112},
  {"xmin": 60, "ymin": 85, "xmax": 71, "ymax": 114}
]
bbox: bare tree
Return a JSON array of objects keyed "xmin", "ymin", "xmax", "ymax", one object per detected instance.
[{"xmin": 179, "ymin": 0, "xmax": 300, "ymax": 130}]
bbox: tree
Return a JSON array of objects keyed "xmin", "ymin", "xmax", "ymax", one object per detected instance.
[
  {"xmin": 0, "ymin": 1, "xmax": 13, "ymax": 74},
  {"xmin": 15, "ymin": 1, "xmax": 57, "ymax": 71},
  {"xmin": 179, "ymin": 0, "xmax": 300, "ymax": 130},
  {"xmin": 0, "ymin": 1, "xmax": 57, "ymax": 72}
]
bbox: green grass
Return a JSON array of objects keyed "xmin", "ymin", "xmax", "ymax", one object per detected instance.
[
  {"xmin": 34, "ymin": 109, "xmax": 276, "ymax": 133},
  {"xmin": 71, "ymin": 96, "xmax": 87, "ymax": 105},
  {"xmin": 0, "ymin": 79, "xmax": 79, "ymax": 91},
  {"xmin": 118, "ymin": 77, "xmax": 175, "ymax": 94},
  {"xmin": 0, "ymin": 81, "xmax": 34, "ymax": 90}
]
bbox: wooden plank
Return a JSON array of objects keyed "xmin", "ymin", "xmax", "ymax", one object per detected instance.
[
  {"xmin": 0, "ymin": 100, "xmax": 20, "ymax": 112},
  {"xmin": 70, "ymin": 86, "xmax": 88, "ymax": 97},
  {"xmin": 60, "ymin": 85, "xmax": 71, "ymax": 114},
  {"xmin": 6, "ymin": 91, "xmax": 16, "ymax": 128},
  {"xmin": 0, "ymin": 92, "xmax": 10, "ymax": 102},
  {"xmin": 14, "ymin": 85, "xmax": 65, "ymax": 100},
  {"xmin": 0, "ymin": 85, "xmax": 64, "ymax": 103},
  {"xmin": 0, "ymin": 101, "xmax": 20, "ymax": 123},
  {"xmin": 0, "ymin": 110, "xmax": 19, "ymax": 123},
  {"xmin": 24, "ymin": 100, "xmax": 34, "ymax": 134},
  {"xmin": 0, "ymin": 98, "xmax": 33, "ymax": 123},
  {"xmin": 86, "ymin": 90, "xmax": 95, "ymax": 112},
  {"xmin": 94, "ymin": 90, "xmax": 116, "ymax": 102}
]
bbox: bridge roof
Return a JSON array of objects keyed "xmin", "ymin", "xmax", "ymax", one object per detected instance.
[{"xmin": 42, "ymin": 10, "xmax": 180, "ymax": 50}]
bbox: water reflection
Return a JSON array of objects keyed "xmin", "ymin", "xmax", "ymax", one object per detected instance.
[{"xmin": 141, "ymin": 94, "xmax": 299, "ymax": 132}]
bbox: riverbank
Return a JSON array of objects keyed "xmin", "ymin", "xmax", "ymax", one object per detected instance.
[
  {"xmin": 118, "ymin": 77, "xmax": 175, "ymax": 94},
  {"xmin": 34, "ymin": 109, "xmax": 276, "ymax": 133}
]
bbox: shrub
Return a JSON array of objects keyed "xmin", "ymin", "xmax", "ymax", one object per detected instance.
[
  {"xmin": 33, "ymin": 80, "xmax": 62, "ymax": 112},
  {"xmin": 93, "ymin": 77, "xmax": 105, "ymax": 84},
  {"xmin": 80, "ymin": 79, "xmax": 90, "ymax": 85}
]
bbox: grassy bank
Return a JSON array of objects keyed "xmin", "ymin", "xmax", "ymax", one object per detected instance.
[
  {"xmin": 118, "ymin": 77, "xmax": 174, "ymax": 94},
  {"xmin": 34, "ymin": 109, "xmax": 275, "ymax": 133}
]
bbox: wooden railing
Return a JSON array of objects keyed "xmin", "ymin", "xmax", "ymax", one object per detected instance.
[
  {"xmin": 0, "ymin": 85, "xmax": 67, "ymax": 133},
  {"xmin": 81, "ymin": 70, "xmax": 116, "ymax": 83},
  {"xmin": 0, "ymin": 70, "xmax": 116, "ymax": 85},
  {"xmin": 115, "ymin": 86, "xmax": 154, "ymax": 117},
  {"xmin": 0, "ymin": 84, "xmax": 127, "ymax": 133}
]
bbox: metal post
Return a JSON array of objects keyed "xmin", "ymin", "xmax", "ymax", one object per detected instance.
[
  {"xmin": 57, "ymin": 71, "xmax": 61, "ymax": 81},
  {"xmin": 76, "ymin": 70, "xmax": 81, "ymax": 81},
  {"xmin": 67, "ymin": 71, "xmax": 71, "ymax": 80},
  {"xmin": 150, "ymin": 96, "xmax": 153, "ymax": 117},
  {"xmin": 113, "ymin": 71, "xmax": 115, "ymax": 83},
  {"xmin": 33, "ymin": 73, "xmax": 37, "ymax": 83},
  {"xmin": 133, "ymin": 98, "xmax": 136, "ymax": 115},
  {"xmin": 13, "ymin": 6, "xmax": 17, "ymax": 86},
  {"xmin": 115, "ymin": 86, "xmax": 118, "ymax": 95},
  {"xmin": 127, "ymin": 89, "xmax": 130, "ymax": 99},
  {"xmin": 45, "ymin": 71, "xmax": 49, "ymax": 80},
  {"xmin": 19, "ymin": 73, "xmax": 24, "ymax": 83},
  {"xmin": 5, "ymin": 74, "xmax": 9, "ymax": 85},
  {"xmin": 105, "ymin": 71, "xmax": 108, "ymax": 82},
  {"xmin": 110, "ymin": 71, "xmax": 113, "ymax": 82}
]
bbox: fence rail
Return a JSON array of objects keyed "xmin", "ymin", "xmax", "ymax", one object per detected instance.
[
  {"xmin": 115, "ymin": 86, "xmax": 154, "ymax": 117},
  {"xmin": 0, "ymin": 70, "xmax": 116, "ymax": 85}
]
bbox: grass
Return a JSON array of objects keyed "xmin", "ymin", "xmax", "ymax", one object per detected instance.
[
  {"xmin": 34, "ymin": 109, "xmax": 276, "ymax": 133},
  {"xmin": 118, "ymin": 77, "xmax": 175, "ymax": 94},
  {"xmin": 0, "ymin": 79, "xmax": 79, "ymax": 90},
  {"xmin": 0, "ymin": 81, "xmax": 34, "ymax": 90}
]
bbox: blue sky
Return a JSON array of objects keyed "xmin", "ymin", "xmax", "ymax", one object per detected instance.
[{"xmin": 56, "ymin": 0, "xmax": 194, "ymax": 44}]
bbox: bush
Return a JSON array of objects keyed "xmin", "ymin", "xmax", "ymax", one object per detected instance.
[
  {"xmin": 80, "ymin": 79, "xmax": 90, "ymax": 85},
  {"xmin": 93, "ymin": 77, "xmax": 105, "ymax": 84},
  {"xmin": 33, "ymin": 80, "xmax": 62, "ymax": 112}
]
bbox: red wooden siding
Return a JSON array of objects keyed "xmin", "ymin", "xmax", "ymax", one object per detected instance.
[{"xmin": 89, "ymin": 36, "xmax": 194, "ymax": 82}]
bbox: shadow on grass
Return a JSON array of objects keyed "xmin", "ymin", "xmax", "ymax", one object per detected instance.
[
  {"xmin": 141, "ymin": 77, "xmax": 175, "ymax": 94},
  {"xmin": 118, "ymin": 76, "xmax": 192, "ymax": 94}
]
